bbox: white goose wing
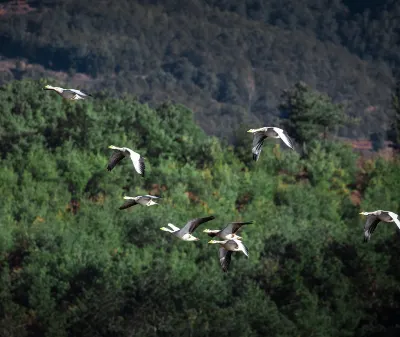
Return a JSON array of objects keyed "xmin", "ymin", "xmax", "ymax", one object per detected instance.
[
  {"xmin": 273, "ymin": 127, "xmax": 295, "ymax": 150},
  {"xmin": 235, "ymin": 239, "xmax": 249, "ymax": 257},
  {"xmin": 126, "ymin": 148, "xmax": 145, "ymax": 176},
  {"xmin": 388, "ymin": 212, "xmax": 400, "ymax": 230},
  {"xmin": 68, "ymin": 89, "xmax": 91, "ymax": 97}
]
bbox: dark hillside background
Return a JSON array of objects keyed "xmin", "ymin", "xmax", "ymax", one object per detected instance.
[{"xmin": 0, "ymin": 0, "xmax": 399, "ymax": 140}]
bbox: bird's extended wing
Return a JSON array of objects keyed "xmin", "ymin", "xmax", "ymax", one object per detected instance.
[
  {"xmin": 364, "ymin": 215, "xmax": 381, "ymax": 242},
  {"xmin": 274, "ymin": 128, "xmax": 295, "ymax": 150},
  {"xmin": 220, "ymin": 221, "xmax": 253, "ymax": 237},
  {"xmin": 182, "ymin": 216, "xmax": 216, "ymax": 234},
  {"xmin": 128, "ymin": 150, "xmax": 145, "ymax": 176},
  {"xmin": 251, "ymin": 131, "xmax": 267, "ymax": 161},
  {"xmin": 68, "ymin": 89, "xmax": 91, "ymax": 97},
  {"xmin": 119, "ymin": 199, "xmax": 138, "ymax": 210},
  {"xmin": 61, "ymin": 90, "xmax": 77, "ymax": 100},
  {"xmin": 388, "ymin": 212, "xmax": 400, "ymax": 230},
  {"xmin": 107, "ymin": 151, "xmax": 125, "ymax": 171},
  {"xmin": 235, "ymin": 240, "xmax": 249, "ymax": 257},
  {"xmin": 219, "ymin": 248, "xmax": 232, "ymax": 272},
  {"xmin": 143, "ymin": 195, "xmax": 161, "ymax": 199}
]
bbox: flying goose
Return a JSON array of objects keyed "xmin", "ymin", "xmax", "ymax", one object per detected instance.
[
  {"xmin": 119, "ymin": 195, "xmax": 161, "ymax": 210},
  {"xmin": 247, "ymin": 127, "xmax": 294, "ymax": 161},
  {"xmin": 107, "ymin": 145, "xmax": 145, "ymax": 177},
  {"xmin": 208, "ymin": 239, "xmax": 249, "ymax": 272},
  {"xmin": 44, "ymin": 85, "xmax": 92, "ymax": 100},
  {"xmin": 203, "ymin": 221, "xmax": 253, "ymax": 240},
  {"xmin": 360, "ymin": 210, "xmax": 400, "ymax": 242},
  {"xmin": 160, "ymin": 216, "xmax": 216, "ymax": 241}
]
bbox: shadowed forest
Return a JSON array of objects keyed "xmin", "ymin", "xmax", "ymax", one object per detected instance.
[
  {"xmin": 2, "ymin": 0, "xmax": 400, "ymax": 336},
  {"xmin": 0, "ymin": 0, "xmax": 399, "ymax": 139},
  {"xmin": 1, "ymin": 79, "xmax": 400, "ymax": 336}
]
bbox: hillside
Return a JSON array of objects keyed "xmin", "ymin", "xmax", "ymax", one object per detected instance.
[
  {"xmin": 0, "ymin": 0, "xmax": 396, "ymax": 140},
  {"xmin": 1, "ymin": 79, "xmax": 400, "ymax": 336}
]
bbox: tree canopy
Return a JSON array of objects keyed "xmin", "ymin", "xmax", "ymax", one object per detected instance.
[
  {"xmin": 1, "ymin": 79, "xmax": 400, "ymax": 336},
  {"xmin": 0, "ymin": 0, "xmax": 396, "ymax": 140}
]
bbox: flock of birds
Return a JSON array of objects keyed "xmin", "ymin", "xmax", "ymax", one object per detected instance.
[{"xmin": 44, "ymin": 84, "xmax": 400, "ymax": 271}]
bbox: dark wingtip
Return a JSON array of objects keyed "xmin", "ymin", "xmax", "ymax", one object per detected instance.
[{"xmin": 207, "ymin": 232, "xmax": 217, "ymax": 237}]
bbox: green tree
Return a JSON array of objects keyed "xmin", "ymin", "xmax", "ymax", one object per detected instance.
[{"xmin": 279, "ymin": 82, "xmax": 346, "ymax": 144}]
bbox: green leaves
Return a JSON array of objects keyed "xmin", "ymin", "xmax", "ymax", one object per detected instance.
[
  {"xmin": 1, "ymin": 79, "xmax": 399, "ymax": 336},
  {"xmin": 280, "ymin": 82, "xmax": 346, "ymax": 144}
]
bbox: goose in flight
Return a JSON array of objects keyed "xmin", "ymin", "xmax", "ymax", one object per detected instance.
[
  {"xmin": 247, "ymin": 127, "xmax": 294, "ymax": 161},
  {"xmin": 208, "ymin": 239, "xmax": 249, "ymax": 272},
  {"xmin": 160, "ymin": 216, "xmax": 216, "ymax": 241},
  {"xmin": 203, "ymin": 221, "xmax": 253, "ymax": 240},
  {"xmin": 44, "ymin": 85, "xmax": 92, "ymax": 100},
  {"xmin": 119, "ymin": 195, "xmax": 161, "ymax": 210},
  {"xmin": 107, "ymin": 145, "xmax": 145, "ymax": 177},
  {"xmin": 360, "ymin": 210, "xmax": 400, "ymax": 242}
]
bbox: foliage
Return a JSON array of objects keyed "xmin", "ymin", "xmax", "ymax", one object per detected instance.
[
  {"xmin": 279, "ymin": 82, "xmax": 346, "ymax": 144},
  {"xmin": 1, "ymin": 79, "xmax": 400, "ymax": 336},
  {"xmin": 0, "ymin": 0, "xmax": 395, "ymax": 140}
]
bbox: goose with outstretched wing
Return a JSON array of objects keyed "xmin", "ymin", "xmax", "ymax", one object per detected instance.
[
  {"xmin": 44, "ymin": 85, "xmax": 92, "ymax": 100},
  {"xmin": 119, "ymin": 195, "xmax": 161, "ymax": 210},
  {"xmin": 247, "ymin": 127, "xmax": 295, "ymax": 161},
  {"xmin": 203, "ymin": 221, "xmax": 253, "ymax": 240},
  {"xmin": 208, "ymin": 239, "xmax": 249, "ymax": 272},
  {"xmin": 360, "ymin": 210, "xmax": 400, "ymax": 242},
  {"xmin": 160, "ymin": 216, "xmax": 216, "ymax": 241},
  {"xmin": 107, "ymin": 145, "xmax": 145, "ymax": 177}
]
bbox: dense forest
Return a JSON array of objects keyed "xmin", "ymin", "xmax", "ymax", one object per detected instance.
[
  {"xmin": 0, "ymin": 0, "xmax": 398, "ymax": 139},
  {"xmin": 1, "ymin": 79, "xmax": 400, "ymax": 336}
]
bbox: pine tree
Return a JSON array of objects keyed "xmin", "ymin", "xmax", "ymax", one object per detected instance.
[{"xmin": 279, "ymin": 82, "xmax": 345, "ymax": 144}]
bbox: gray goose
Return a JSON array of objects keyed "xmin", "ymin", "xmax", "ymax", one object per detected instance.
[
  {"xmin": 119, "ymin": 195, "xmax": 161, "ymax": 210},
  {"xmin": 203, "ymin": 221, "xmax": 253, "ymax": 240},
  {"xmin": 360, "ymin": 210, "xmax": 400, "ymax": 242},
  {"xmin": 107, "ymin": 145, "xmax": 145, "ymax": 177},
  {"xmin": 247, "ymin": 127, "xmax": 294, "ymax": 161},
  {"xmin": 160, "ymin": 216, "xmax": 215, "ymax": 241},
  {"xmin": 44, "ymin": 85, "xmax": 91, "ymax": 100},
  {"xmin": 208, "ymin": 239, "xmax": 249, "ymax": 272}
]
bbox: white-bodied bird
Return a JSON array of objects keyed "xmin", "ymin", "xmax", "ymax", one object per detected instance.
[
  {"xmin": 160, "ymin": 216, "xmax": 216, "ymax": 241},
  {"xmin": 203, "ymin": 221, "xmax": 253, "ymax": 240},
  {"xmin": 360, "ymin": 210, "xmax": 400, "ymax": 242},
  {"xmin": 107, "ymin": 145, "xmax": 145, "ymax": 177},
  {"xmin": 44, "ymin": 85, "xmax": 91, "ymax": 100},
  {"xmin": 208, "ymin": 239, "xmax": 249, "ymax": 272},
  {"xmin": 119, "ymin": 195, "xmax": 161, "ymax": 210},
  {"xmin": 247, "ymin": 127, "xmax": 294, "ymax": 161}
]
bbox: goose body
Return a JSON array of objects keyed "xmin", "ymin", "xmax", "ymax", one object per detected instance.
[
  {"xmin": 208, "ymin": 239, "xmax": 249, "ymax": 272},
  {"xmin": 119, "ymin": 195, "xmax": 161, "ymax": 210},
  {"xmin": 360, "ymin": 210, "xmax": 400, "ymax": 242},
  {"xmin": 44, "ymin": 85, "xmax": 91, "ymax": 100},
  {"xmin": 203, "ymin": 221, "xmax": 253, "ymax": 240},
  {"xmin": 160, "ymin": 216, "xmax": 215, "ymax": 241},
  {"xmin": 107, "ymin": 145, "xmax": 145, "ymax": 177},
  {"xmin": 247, "ymin": 127, "xmax": 294, "ymax": 161}
]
